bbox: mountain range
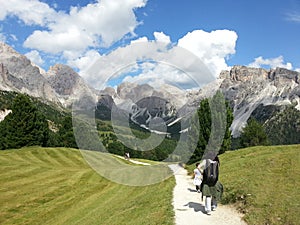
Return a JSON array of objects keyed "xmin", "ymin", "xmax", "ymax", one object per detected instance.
[{"xmin": 0, "ymin": 42, "xmax": 299, "ymax": 144}]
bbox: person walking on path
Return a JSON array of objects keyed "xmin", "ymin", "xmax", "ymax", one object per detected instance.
[
  {"xmin": 199, "ymin": 151, "xmax": 223, "ymax": 215},
  {"xmin": 193, "ymin": 162, "xmax": 202, "ymax": 193}
]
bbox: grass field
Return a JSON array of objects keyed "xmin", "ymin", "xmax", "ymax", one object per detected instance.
[
  {"xmin": 2, "ymin": 145, "xmax": 299, "ymax": 225},
  {"xmin": 187, "ymin": 144, "xmax": 300, "ymax": 225},
  {"xmin": 0, "ymin": 147, "xmax": 175, "ymax": 225}
]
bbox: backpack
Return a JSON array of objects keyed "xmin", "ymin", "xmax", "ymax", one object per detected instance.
[{"xmin": 203, "ymin": 159, "xmax": 219, "ymax": 187}]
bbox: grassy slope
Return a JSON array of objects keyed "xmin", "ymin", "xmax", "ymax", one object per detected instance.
[
  {"xmin": 0, "ymin": 147, "xmax": 175, "ymax": 225},
  {"xmin": 188, "ymin": 145, "xmax": 300, "ymax": 225}
]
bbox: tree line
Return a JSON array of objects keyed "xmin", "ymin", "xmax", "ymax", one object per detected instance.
[{"xmin": 0, "ymin": 93, "xmax": 270, "ymax": 162}]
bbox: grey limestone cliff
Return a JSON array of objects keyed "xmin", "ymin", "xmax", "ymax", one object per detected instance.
[{"xmin": 219, "ymin": 65, "xmax": 300, "ymax": 137}]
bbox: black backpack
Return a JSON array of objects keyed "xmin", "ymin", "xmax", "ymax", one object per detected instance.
[{"xmin": 203, "ymin": 159, "xmax": 219, "ymax": 187}]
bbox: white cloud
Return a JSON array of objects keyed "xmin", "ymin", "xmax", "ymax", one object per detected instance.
[
  {"xmin": 248, "ymin": 56, "xmax": 293, "ymax": 70},
  {"xmin": 23, "ymin": 0, "xmax": 147, "ymax": 55},
  {"xmin": 68, "ymin": 50, "xmax": 101, "ymax": 74},
  {"xmin": 24, "ymin": 29, "xmax": 94, "ymax": 54},
  {"xmin": 0, "ymin": 0, "xmax": 58, "ymax": 26},
  {"xmin": 122, "ymin": 62, "xmax": 198, "ymax": 89},
  {"xmin": 286, "ymin": 12, "xmax": 300, "ymax": 23},
  {"xmin": 153, "ymin": 32, "xmax": 171, "ymax": 44},
  {"xmin": 130, "ymin": 36, "xmax": 149, "ymax": 44},
  {"xmin": 25, "ymin": 50, "xmax": 44, "ymax": 66},
  {"xmin": 177, "ymin": 29, "xmax": 238, "ymax": 76},
  {"xmin": 83, "ymin": 32, "xmax": 218, "ymax": 90}
]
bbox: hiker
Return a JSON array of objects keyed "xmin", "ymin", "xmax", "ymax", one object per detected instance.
[
  {"xmin": 124, "ymin": 152, "xmax": 130, "ymax": 160},
  {"xmin": 193, "ymin": 162, "xmax": 202, "ymax": 193},
  {"xmin": 199, "ymin": 151, "xmax": 223, "ymax": 215}
]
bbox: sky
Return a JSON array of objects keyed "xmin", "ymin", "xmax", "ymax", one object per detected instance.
[{"xmin": 0, "ymin": 0, "xmax": 300, "ymax": 89}]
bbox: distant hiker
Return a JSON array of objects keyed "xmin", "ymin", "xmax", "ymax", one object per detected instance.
[
  {"xmin": 193, "ymin": 162, "xmax": 202, "ymax": 193},
  {"xmin": 124, "ymin": 152, "xmax": 130, "ymax": 160},
  {"xmin": 199, "ymin": 151, "xmax": 223, "ymax": 215}
]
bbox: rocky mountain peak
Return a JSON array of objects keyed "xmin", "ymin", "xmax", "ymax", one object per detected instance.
[
  {"xmin": 0, "ymin": 43, "xmax": 97, "ymax": 107},
  {"xmin": 45, "ymin": 64, "xmax": 98, "ymax": 106},
  {"xmin": 220, "ymin": 65, "xmax": 299, "ymax": 84},
  {"xmin": 219, "ymin": 66, "xmax": 300, "ymax": 137},
  {"xmin": 47, "ymin": 64, "xmax": 78, "ymax": 76},
  {"xmin": 220, "ymin": 65, "xmax": 269, "ymax": 82},
  {"xmin": 0, "ymin": 42, "xmax": 21, "ymax": 59},
  {"xmin": 269, "ymin": 67, "xmax": 299, "ymax": 84}
]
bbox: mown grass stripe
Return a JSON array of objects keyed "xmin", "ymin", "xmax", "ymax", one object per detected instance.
[
  {"xmin": 0, "ymin": 147, "xmax": 175, "ymax": 225},
  {"xmin": 43, "ymin": 148, "xmax": 83, "ymax": 167},
  {"xmin": 0, "ymin": 150, "xmax": 34, "ymax": 165},
  {"xmin": 0, "ymin": 165, "xmax": 42, "ymax": 183},
  {"xmin": 41, "ymin": 148, "xmax": 80, "ymax": 167}
]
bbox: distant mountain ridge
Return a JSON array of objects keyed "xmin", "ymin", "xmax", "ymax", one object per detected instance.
[
  {"xmin": 0, "ymin": 42, "xmax": 97, "ymax": 107},
  {"xmin": 0, "ymin": 42, "xmax": 299, "ymax": 143},
  {"xmin": 219, "ymin": 65, "xmax": 300, "ymax": 137}
]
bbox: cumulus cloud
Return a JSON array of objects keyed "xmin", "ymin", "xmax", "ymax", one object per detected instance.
[
  {"xmin": 130, "ymin": 36, "xmax": 149, "ymax": 44},
  {"xmin": 68, "ymin": 50, "xmax": 101, "ymax": 74},
  {"xmin": 23, "ymin": 0, "xmax": 147, "ymax": 55},
  {"xmin": 153, "ymin": 32, "xmax": 171, "ymax": 44},
  {"xmin": 0, "ymin": 0, "xmax": 147, "ymax": 62},
  {"xmin": 0, "ymin": 0, "xmax": 58, "ymax": 26},
  {"xmin": 83, "ymin": 31, "xmax": 219, "ymax": 90},
  {"xmin": 25, "ymin": 50, "xmax": 44, "ymax": 66},
  {"xmin": 248, "ymin": 56, "xmax": 293, "ymax": 70},
  {"xmin": 177, "ymin": 29, "xmax": 238, "ymax": 76}
]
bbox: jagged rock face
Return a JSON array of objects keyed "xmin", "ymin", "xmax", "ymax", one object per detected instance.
[
  {"xmin": 0, "ymin": 42, "xmax": 60, "ymax": 104},
  {"xmin": 45, "ymin": 64, "xmax": 97, "ymax": 106},
  {"xmin": 96, "ymin": 82, "xmax": 182, "ymax": 128},
  {"xmin": 219, "ymin": 65, "xmax": 300, "ymax": 137},
  {"xmin": 116, "ymin": 82, "xmax": 187, "ymax": 109},
  {"xmin": 47, "ymin": 64, "xmax": 79, "ymax": 96},
  {"xmin": 0, "ymin": 42, "xmax": 97, "ymax": 107},
  {"xmin": 111, "ymin": 82, "xmax": 189, "ymax": 127}
]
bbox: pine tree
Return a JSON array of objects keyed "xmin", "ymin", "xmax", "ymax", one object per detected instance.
[
  {"xmin": 188, "ymin": 91, "xmax": 233, "ymax": 163},
  {"xmin": 240, "ymin": 118, "xmax": 269, "ymax": 147},
  {"xmin": 220, "ymin": 101, "xmax": 234, "ymax": 154},
  {"xmin": 0, "ymin": 94, "xmax": 49, "ymax": 149},
  {"xmin": 57, "ymin": 116, "xmax": 77, "ymax": 148}
]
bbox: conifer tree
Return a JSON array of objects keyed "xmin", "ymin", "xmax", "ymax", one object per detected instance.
[
  {"xmin": 0, "ymin": 94, "xmax": 49, "ymax": 149},
  {"xmin": 188, "ymin": 91, "xmax": 233, "ymax": 163},
  {"xmin": 240, "ymin": 118, "xmax": 269, "ymax": 147}
]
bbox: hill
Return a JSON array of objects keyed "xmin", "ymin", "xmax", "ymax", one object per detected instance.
[
  {"xmin": 0, "ymin": 147, "xmax": 175, "ymax": 225},
  {"xmin": 187, "ymin": 145, "xmax": 300, "ymax": 225}
]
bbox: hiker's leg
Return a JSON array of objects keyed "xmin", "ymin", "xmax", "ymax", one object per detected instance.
[
  {"xmin": 205, "ymin": 196, "xmax": 212, "ymax": 212},
  {"xmin": 212, "ymin": 197, "xmax": 217, "ymax": 210}
]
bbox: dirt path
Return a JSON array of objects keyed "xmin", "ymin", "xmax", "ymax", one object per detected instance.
[
  {"xmin": 115, "ymin": 155, "xmax": 150, "ymax": 165},
  {"xmin": 169, "ymin": 164, "xmax": 247, "ymax": 225}
]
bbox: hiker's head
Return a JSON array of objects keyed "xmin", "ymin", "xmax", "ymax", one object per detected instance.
[{"xmin": 195, "ymin": 162, "xmax": 200, "ymax": 167}]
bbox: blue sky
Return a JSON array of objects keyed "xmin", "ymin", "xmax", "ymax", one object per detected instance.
[{"xmin": 0, "ymin": 0, "xmax": 300, "ymax": 89}]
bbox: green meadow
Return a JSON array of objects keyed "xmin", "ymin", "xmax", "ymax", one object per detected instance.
[
  {"xmin": 187, "ymin": 144, "xmax": 300, "ymax": 225},
  {"xmin": 1, "ymin": 145, "xmax": 299, "ymax": 225},
  {"xmin": 0, "ymin": 147, "xmax": 175, "ymax": 225}
]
